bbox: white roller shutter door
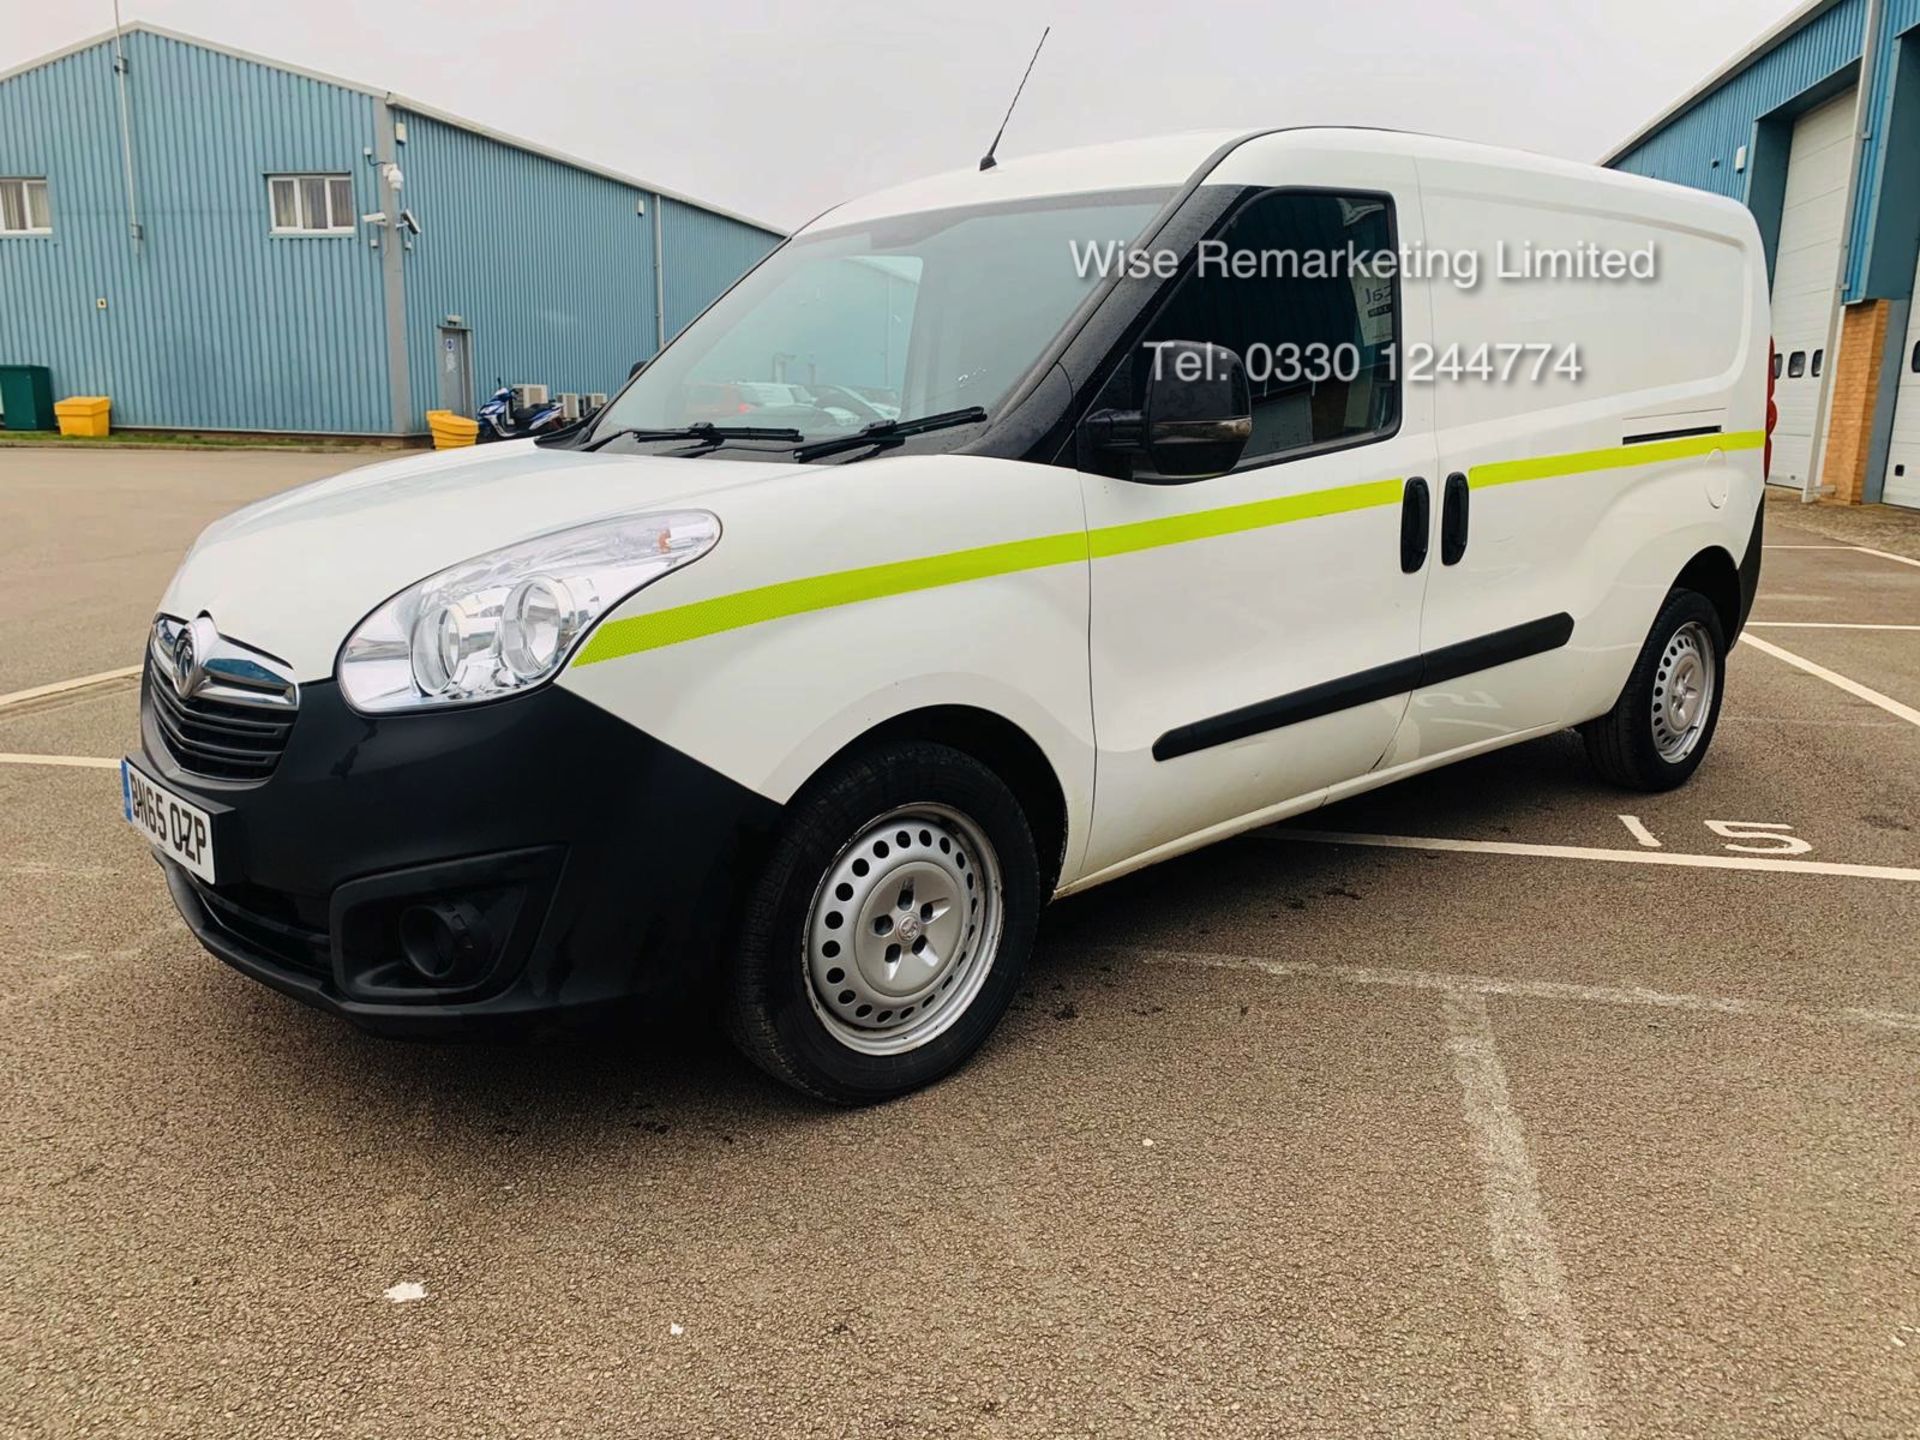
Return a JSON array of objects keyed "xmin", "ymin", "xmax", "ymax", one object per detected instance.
[
  {"xmin": 1884, "ymin": 248, "xmax": 1920, "ymax": 509},
  {"xmin": 1768, "ymin": 88, "xmax": 1856, "ymax": 489}
]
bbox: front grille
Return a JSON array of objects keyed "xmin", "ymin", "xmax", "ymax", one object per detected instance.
[
  {"xmin": 190, "ymin": 877, "xmax": 331, "ymax": 977},
  {"xmin": 146, "ymin": 653, "xmax": 296, "ymax": 780}
]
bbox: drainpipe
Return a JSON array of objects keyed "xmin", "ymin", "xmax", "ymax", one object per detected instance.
[
  {"xmin": 652, "ymin": 195, "xmax": 667, "ymax": 355},
  {"xmin": 110, "ymin": 5, "xmax": 142, "ymax": 243},
  {"xmin": 1804, "ymin": 0, "xmax": 1886, "ymax": 502},
  {"xmin": 372, "ymin": 99, "xmax": 413, "ymax": 432}
]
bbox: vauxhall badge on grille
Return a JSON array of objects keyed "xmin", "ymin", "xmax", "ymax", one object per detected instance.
[
  {"xmin": 164, "ymin": 615, "xmax": 222, "ymax": 701},
  {"xmin": 172, "ymin": 627, "xmax": 197, "ymax": 699}
]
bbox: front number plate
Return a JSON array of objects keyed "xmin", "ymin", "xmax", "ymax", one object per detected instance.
[{"xmin": 122, "ymin": 759, "xmax": 217, "ymax": 883}]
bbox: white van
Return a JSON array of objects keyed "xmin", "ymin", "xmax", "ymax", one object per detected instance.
[{"xmin": 126, "ymin": 129, "xmax": 1771, "ymax": 1103}]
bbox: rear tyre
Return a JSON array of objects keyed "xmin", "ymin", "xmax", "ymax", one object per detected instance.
[
  {"xmin": 1581, "ymin": 588, "xmax": 1726, "ymax": 791},
  {"xmin": 723, "ymin": 741, "xmax": 1041, "ymax": 1106}
]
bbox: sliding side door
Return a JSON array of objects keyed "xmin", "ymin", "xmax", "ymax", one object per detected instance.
[{"xmin": 1392, "ymin": 145, "xmax": 1758, "ymax": 764}]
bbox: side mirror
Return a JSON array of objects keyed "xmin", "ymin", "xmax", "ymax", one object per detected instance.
[{"xmin": 1087, "ymin": 340, "xmax": 1252, "ymax": 480}]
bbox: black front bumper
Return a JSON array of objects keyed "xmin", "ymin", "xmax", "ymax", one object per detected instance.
[{"xmin": 140, "ymin": 674, "xmax": 783, "ymax": 1036}]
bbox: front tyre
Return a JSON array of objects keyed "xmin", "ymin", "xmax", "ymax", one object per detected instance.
[
  {"xmin": 724, "ymin": 741, "xmax": 1041, "ymax": 1105},
  {"xmin": 1582, "ymin": 588, "xmax": 1727, "ymax": 791}
]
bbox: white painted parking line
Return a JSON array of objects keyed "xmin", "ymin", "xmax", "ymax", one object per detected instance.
[
  {"xmin": 1747, "ymin": 622, "xmax": 1920, "ymax": 631},
  {"xmin": 0, "ymin": 753, "xmax": 120, "ymax": 770},
  {"xmin": 0, "ymin": 665, "xmax": 140, "ymax": 712},
  {"xmin": 1738, "ymin": 633, "xmax": 1920, "ymax": 728},
  {"xmin": 1119, "ymin": 948, "xmax": 1920, "ymax": 1038},
  {"xmin": 1616, "ymin": 815, "xmax": 1661, "ymax": 849},
  {"xmin": 1762, "ymin": 542, "xmax": 1920, "ymax": 569},
  {"xmin": 0, "ymin": 970, "xmax": 92, "ymax": 1015},
  {"xmin": 1265, "ymin": 828, "xmax": 1920, "ymax": 882},
  {"xmin": 1721, "ymin": 715, "xmax": 1907, "ymax": 728},
  {"xmin": 1110, "ymin": 944, "xmax": 1918, "ymax": 1429},
  {"xmin": 1442, "ymin": 992, "xmax": 1600, "ymax": 1440},
  {"xmin": 0, "ymin": 922, "xmax": 180, "ymax": 1014},
  {"xmin": 1850, "ymin": 546, "xmax": 1920, "ymax": 570}
]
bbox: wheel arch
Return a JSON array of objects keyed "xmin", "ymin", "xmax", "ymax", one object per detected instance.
[
  {"xmin": 1674, "ymin": 544, "xmax": 1743, "ymax": 641},
  {"xmin": 812, "ymin": 705, "xmax": 1072, "ymax": 894}
]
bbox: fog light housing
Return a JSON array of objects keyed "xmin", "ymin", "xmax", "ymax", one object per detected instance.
[
  {"xmin": 398, "ymin": 901, "xmax": 490, "ymax": 983},
  {"xmin": 329, "ymin": 847, "xmax": 564, "ymax": 1004}
]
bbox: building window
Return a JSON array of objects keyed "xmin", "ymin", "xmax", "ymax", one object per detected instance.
[
  {"xmin": 267, "ymin": 174, "xmax": 355, "ymax": 234},
  {"xmin": 1811, "ymin": 349, "xmax": 1824, "ymax": 377},
  {"xmin": 0, "ymin": 177, "xmax": 51, "ymax": 234},
  {"xmin": 1788, "ymin": 351, "xmax": 1806, "ymax": 378}
]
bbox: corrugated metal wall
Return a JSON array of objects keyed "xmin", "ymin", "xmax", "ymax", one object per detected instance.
[
  {"xmin": 1853, "ymin": 0, "xmax": 1920, "ymax": 293},
  {"xmin": 0, "ymin": 31, "xmax": 392, "ymax": 432},
  {"xmin": 1610, "ymin": 0, "xmax": 1920, "ymax": 302},
  {"xmin": 396, "ymin": 112, "xmax": 659, "ymax": 423},
  {"xmin": 397, "ymin": 119, "xmax": 778, "ymax": 425},
  {"xmin": 1611, "ymin": 0, "xmax": 1866, "ymax": 196},
  {"xmin": 660, "ymin": 197, "xmax": 780, "ymax": 339},
  {"xmin": 1, "ymin": 27, "xmax": 781, "ymax": 433}
]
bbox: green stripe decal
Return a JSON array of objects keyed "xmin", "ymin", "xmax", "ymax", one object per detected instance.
[
  {"xmin": 573, "ymin": 433, "xmax": 1759, "ymax": 666},
  {"xmin": 573, "ymin": 476, "xmax": 1406, "ymax": 667},
  {"xmin": 1087, "ymin": 476, "xmax": 1403, "ymax": 558},
  {"xmin": 1470, "ymin": 430, "xmax": 1764, "ymax": 490},
  {"xmin": 573, "ymin": 530, "xmax": 1090, "ymax": 665}
]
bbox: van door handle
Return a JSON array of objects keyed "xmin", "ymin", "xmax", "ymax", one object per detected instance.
[
  {"xmin": 1441, "ymin": 472, "xmax": 1470, "ymax": 565},
  {"xmin": 1400, "ymin": 477, "xmax": 1430, "ymax": 573}
]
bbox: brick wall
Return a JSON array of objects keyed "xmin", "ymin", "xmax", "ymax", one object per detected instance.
[{"xmin": 1818, "ymin": 300, "xmax": 1892, "ymax": 505}]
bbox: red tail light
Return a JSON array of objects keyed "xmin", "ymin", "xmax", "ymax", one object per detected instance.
[{"xmin": 1765, "ymin": 338, "xmax": 1778, "ymax": 481}]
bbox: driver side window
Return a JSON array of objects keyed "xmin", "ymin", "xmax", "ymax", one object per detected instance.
[{"xmin": 1140, "ymin": 189, "xmax": 1402, "ymax": 470}]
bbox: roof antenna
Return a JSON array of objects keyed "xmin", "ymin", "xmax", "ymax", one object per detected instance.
[{"xmin": 979, "ymin": 26, "xmax": 1050, "ymax": 172}]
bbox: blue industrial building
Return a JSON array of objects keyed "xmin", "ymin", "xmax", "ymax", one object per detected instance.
[
  {"xmin": 1605, "ymin": 0, "xmax": 1920, "ymax": 509},
  {"xmin": 0, "ymin": 25, "xmax": 781, "ymax": 436}
]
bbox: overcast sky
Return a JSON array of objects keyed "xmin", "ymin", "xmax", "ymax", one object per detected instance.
[{"xmin": 6, "ymin": 0, "xmax": 1804, "ymax": 230}]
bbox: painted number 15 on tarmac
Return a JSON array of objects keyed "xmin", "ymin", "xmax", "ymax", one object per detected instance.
[{"xmin": 1618, "ymin": 815, "xmax": 1813, "ymax": 856}]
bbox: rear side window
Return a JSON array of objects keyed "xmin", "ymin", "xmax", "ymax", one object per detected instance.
[
  {"xmin": 1788, "ymin": 351, "xmax": 1807, "ymax": 378},
  {"xmin": 1137, "ymin": 189, "xmax": 1400, "ymax": 468}
]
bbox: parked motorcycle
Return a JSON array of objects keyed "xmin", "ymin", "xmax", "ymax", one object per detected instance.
[{"xmin": 477, "ymin": 385, "xmax": 568, "ymax": 442}]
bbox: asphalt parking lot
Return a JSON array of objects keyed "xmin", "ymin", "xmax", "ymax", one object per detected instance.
[{"xmin": 2, "ymin": 448, "xmax": 1916, "ymax": 1439}]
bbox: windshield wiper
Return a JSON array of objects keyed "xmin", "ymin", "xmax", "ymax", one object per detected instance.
[
  {"xmin": 586, "ymin": 421, "xmax": 804, "ymax": 453},
  {"xmin": 792, "ymin": 407, "xmax": 988, "ymax": 463}
]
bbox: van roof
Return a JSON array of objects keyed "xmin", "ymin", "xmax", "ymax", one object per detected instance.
[
  {"xmin": 819, "ymin": 131, "xmax": 1245, "ymax": 228},
  {"xmin": 815, "ymin": 127, "xmax": 1743, "ymax": 232}
]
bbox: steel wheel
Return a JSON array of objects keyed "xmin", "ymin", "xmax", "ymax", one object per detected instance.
[
  {"xmin": 1651, "ymin": 618, "xmax": 1717, "ymax": 763},
  {"xmin": 803, "ymin": 803, "xmax": 1004, "ymax": 1056}
]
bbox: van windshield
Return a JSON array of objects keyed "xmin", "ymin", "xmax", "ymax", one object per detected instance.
[{"xmin": 591, "ymin": 188, "xmax": 1173, "ymax": 447}]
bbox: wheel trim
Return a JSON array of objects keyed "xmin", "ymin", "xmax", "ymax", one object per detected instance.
[
  {"xmin": 1651, "ymin": 619, "xmax": 1717, "ymax": 763},
  {"xmin": 802, "ymin": 803, "xmax": 1004, "ymax": 1056}
]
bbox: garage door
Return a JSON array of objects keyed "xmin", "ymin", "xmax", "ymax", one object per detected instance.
[
  {"xmin": 1769, "ymin": 88, "xmax": 1857, "ymax": 489},
  {"xmin": 1886, "ymin": 251, "xmax": 1920, "ymax": 509}
]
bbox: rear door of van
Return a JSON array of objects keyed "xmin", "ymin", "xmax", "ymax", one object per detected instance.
[{"xmin": 1077, "ymin": 141, "xmax": 1441, "ymax": 880}]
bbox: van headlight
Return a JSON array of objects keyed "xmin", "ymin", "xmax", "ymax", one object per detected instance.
[{"xmin": 337, "ymin": 510, "xmax": 720, "ymax": 713}]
